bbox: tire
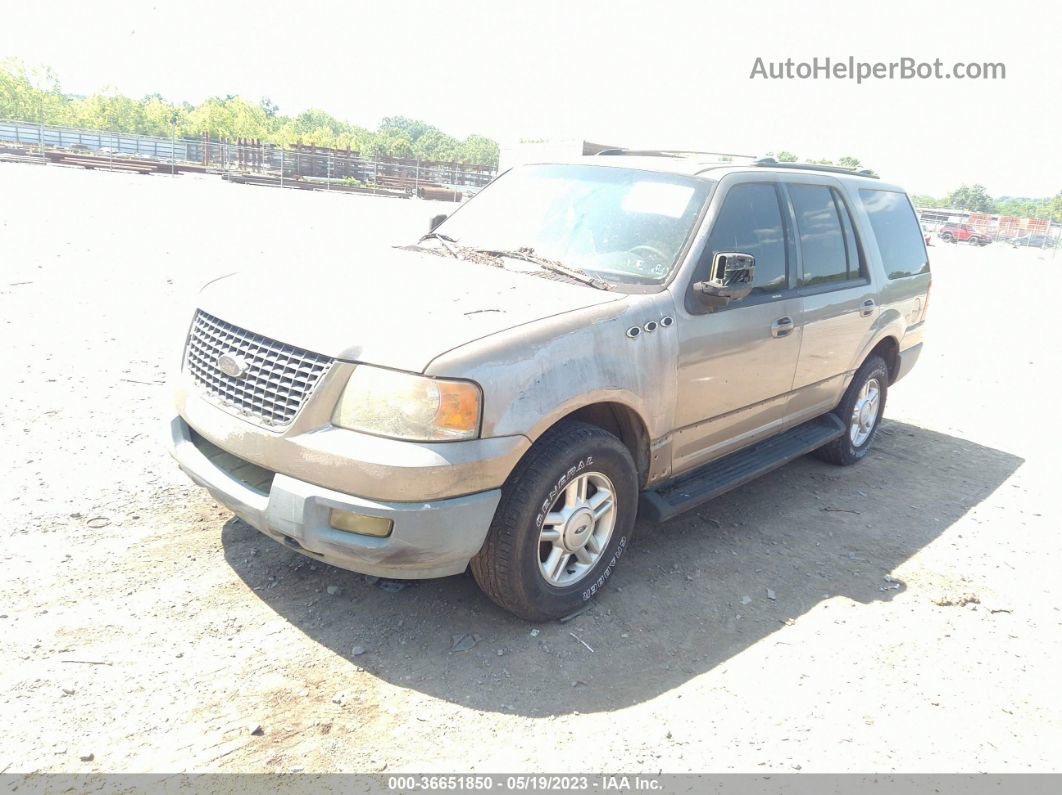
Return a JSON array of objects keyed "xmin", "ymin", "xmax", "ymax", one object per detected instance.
[
  {"xmin": 471, "ymin": 420, "xmax": 638, "ymax": 621},
  {"xmin": 812, "ymin": 355, "xmax": 889, "ymax": 466},
  {"xmin": 940, "ymin": 232, "xmax": 954, "ymax": 243}
]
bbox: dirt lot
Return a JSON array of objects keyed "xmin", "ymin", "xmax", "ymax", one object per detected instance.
[{"xmin": 1, "ymin": 162, "xmax": 1059, "ymax": 774}]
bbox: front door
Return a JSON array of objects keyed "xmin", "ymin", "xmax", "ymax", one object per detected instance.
[{"xmin": 670, "ymin": 180, "xmax": 803, "ymax": 476}]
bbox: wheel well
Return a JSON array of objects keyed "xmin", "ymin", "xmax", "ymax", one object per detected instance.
[
  {"xmin": 555, "ymin": 402, "xmax": 652, "ymax": 487},
  {"xmin": 870, "ymin": 336, "xmax": 900, "ymax": 384}
]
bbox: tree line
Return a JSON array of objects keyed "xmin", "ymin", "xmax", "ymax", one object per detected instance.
[
  {"xmin": 910, "ymin": 183, "xmax": 1062, "ymax": 222},
  {"xmin": 0, "ymin": 59, "xmax": 500, "ymax": 166},
  {"xmin": 767, "ymin": 151, "xmax": 870, "ymax": 171}
]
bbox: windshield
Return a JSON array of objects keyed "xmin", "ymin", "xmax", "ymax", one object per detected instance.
[{"xmin": 435, "ymin": 164, "xmax": 712, "ymax": 286}]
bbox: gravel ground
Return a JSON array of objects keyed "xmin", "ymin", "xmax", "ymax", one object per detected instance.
[{"xmin": 1, "ymin": 162, "xmax": 1059, "ymax": 773}]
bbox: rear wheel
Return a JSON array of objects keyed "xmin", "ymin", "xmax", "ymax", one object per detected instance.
[
  {"xmin": 812, "ymin": 355, "xmax": 889, "ymax": 466},
  {"xmin": 471, "ymin": 421, "xmax": 638, "ymax": 621}
]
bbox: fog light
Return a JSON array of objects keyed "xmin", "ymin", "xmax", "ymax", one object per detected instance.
[{"xmin": 329, "ymin": 509, "xmax": 394, "ymax": 538}]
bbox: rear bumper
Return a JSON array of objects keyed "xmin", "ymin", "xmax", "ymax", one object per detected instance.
[
  {"xmin": 894, "ymin": 342, "xmax": 923, "ymax": 384},
  {"xmin": 168, "ymin": 416, "xmax": 501, "ymax": 579}
]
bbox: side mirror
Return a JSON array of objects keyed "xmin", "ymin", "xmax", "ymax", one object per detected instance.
[
  {"xmin": 693, "ymin": 252, "xmax": 756, "ymax": 304},
  {"xmin": 429, "ymin": 213, "xmax": 448, "ymax": 233}
]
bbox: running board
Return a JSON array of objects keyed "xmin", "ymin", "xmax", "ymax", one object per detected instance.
[{"xmin": 639, "ymin": 414, "xmax": 846, "ymax": 523}]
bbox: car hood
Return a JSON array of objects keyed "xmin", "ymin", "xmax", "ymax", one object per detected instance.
[{"xmin": 196, "ymin": 246, "xmax": 625, "ymax": 373}]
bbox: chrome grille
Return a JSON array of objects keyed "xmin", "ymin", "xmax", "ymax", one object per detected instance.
[{"xmin": 185, "ymin": 310, "xmax": 333, "ymax": 428}]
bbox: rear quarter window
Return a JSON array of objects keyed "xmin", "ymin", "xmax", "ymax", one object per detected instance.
[{"xmin": 858, "ymin": 189, "xmax": 930, "ymax": 279}]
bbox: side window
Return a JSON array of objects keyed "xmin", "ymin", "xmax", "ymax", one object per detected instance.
[
  {"xmin": 858, "ymin": 189, "xmax": 930, "ymax": 279},
  {"xmin": 790, "ymin": 184, "xmax": 848, "ymax": 287},
  {"xmin": 834, "ymin": 188, "xmax": 864, "ymax": 278},
  {"xmin": 698, "ymin": 182, "xmax": 787, "ymax": 298}
]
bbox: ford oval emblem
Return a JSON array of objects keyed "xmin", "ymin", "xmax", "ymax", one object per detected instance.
[{"xmin": 217, "ymin": 351, "xmax": 249, "ymax": 379}]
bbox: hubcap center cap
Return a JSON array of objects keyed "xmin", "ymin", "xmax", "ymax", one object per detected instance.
[
  {"xmin": 860, "ymin": 401, "xmax": 873, "ymax": 426},
  {"xmin": 562, "ymin": 508, "xmax": 595, "ymax": 551}
]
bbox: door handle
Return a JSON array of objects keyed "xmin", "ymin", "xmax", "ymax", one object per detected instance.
[
  {"xmin": 771, "ymin": 316, "xmax": 794, "ymax": 337},
  {"xmin": 861, "ymin": 299, "xmax": 876, "ymax": 317}
]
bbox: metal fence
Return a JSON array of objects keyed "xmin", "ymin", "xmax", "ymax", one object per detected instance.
[
  {"xmin": 0, "ymin": 117, "xmax": 192, "ymax": 160},
  {"xmin": 0, "ymin": 117, "xmax": 496, "ymax": 200}
]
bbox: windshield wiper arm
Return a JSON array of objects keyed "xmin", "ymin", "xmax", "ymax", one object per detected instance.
[
  {"xmin": 474, "ymin": 247, "xmax": 612, "ymax": 291},
  {"xmin": 418, "ymin": 231, "xmax": 460, "ymax": 258},
  {"xmin": 409, "ymin": 234, "xmax": 508, "ymax": 267}
]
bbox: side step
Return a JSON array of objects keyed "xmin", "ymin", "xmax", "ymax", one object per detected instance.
[{"xmin": 639, "ymin": 414, "xmax": 846, "ymax": 523}]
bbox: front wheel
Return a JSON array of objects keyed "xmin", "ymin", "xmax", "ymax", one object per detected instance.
[
  {"xmin": 812, "ymin": 355, "xmax": 889, "ymax": 466},
  {"xmin": 471, "ymin": 421, "xmax": 638, "ymax": 621}
]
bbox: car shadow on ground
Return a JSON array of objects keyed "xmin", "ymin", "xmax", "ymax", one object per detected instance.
[{"xmin": 221, "ymin": 419, "xmax": 1022, "ymax": 717}]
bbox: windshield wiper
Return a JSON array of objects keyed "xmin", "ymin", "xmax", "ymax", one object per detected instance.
[
  {"xmin": 418, "ymin": 231, "xmax": 461, "ymax": 258},
  {"xmin": 473, "ymin": 247, "xmax": 612, "ymax": 291},
  {"xmin": 409, "ymin": 234, "xmax": 507, "ymax": 268}
]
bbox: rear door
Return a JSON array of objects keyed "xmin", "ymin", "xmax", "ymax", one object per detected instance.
[{"xmin": 783, "ymin": 180, "xmax": 879, "ymax": 425}]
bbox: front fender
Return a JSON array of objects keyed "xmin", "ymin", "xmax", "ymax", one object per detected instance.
[{"xmin": 425, "ymin": 293, "xmax": 678, "ymax": 445}]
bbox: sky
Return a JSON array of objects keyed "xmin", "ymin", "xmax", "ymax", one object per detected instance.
[{"xmin": 3, "ymin": 0, "xmax": 1059, "ymax": 197}]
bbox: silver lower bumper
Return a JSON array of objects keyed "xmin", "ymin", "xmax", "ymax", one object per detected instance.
[
  {"xmin": 894, "ymin": 342, "xmax": 923, "ymax": 384},
  {"xmin": 168, "ymin": 416, "xmax": 501, "ymax": 579}
]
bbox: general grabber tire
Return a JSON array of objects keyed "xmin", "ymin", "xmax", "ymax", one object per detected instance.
[
  {"xmin": 471, "ymin": 420, "xmax": 638, "ymax": 621},
  {"xmin": 812, "ymin": 354, "xmax": 889, "ymax": 467}
]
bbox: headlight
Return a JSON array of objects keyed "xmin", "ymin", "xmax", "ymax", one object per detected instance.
[{"xmin": 332, "ymin": 365, "xmax": 482, "ymax": 441}]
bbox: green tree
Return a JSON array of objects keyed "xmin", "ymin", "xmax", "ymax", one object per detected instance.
[
  {"xmin": 74, "ymin": 90, "xmax": 145, "ymax": 133},
  {"xmin": 838, "ymin": 156, "xmax": 862, "ymax": 169},
  {"xmin": 413, "ymin": 128, "xmax": 459, "ymax": 161},
  {"xmin": 386, "ymin": 135, "xmax": 415, "ymax": 159},
  {"xmin": 378, "ymin": 115, "xmax": 432, "ymax": 143},
  {"xmin": 1043, "ymin": 192, "xmax": 1062, "ymax": 222},
  {"xmin": 259, "ymin": 97, "xmax": 279, "ymax": 118},
  {"xmin": 459, "ymin": 134, "xmax": 499, "ymax": 167},
  {"xmin": 946, "ymin": 184, "xmax": 994, "ymax": 212},
  {"xmin": 140, "ymin": 95, "xmax": 183, "ymax": 136},
  {"xmin": 0, "ymin": 59, "xmax": 63, "ymax": 123},
  {"xmin": 186, "ymin": 96, "xmax": 268, "ymax": 140},
  {"xmin": 292, "ymin": 108, "xmax": 348, "ymax": 136},
  {"xmin": 775, "ymin": 151, "xmax": 798, "ymax": 162},
  {"xmin": 910, "ymin": 194, "xmax": 943, "ymax": 208}
]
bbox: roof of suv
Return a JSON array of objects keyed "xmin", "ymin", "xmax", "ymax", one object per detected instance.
[{"xmin": 533, "ymin": 154, "xmax": 904, "ymax": 193}]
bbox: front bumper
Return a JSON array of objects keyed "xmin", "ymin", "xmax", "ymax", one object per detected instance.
[{"xmin": 168, "ymin": 416, "xmax": 502, "ymax": 579}]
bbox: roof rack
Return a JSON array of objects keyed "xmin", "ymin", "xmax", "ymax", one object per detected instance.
[
  {"xmin": 596, "ymin": 148, "xmax": 758, "ymax": 160},
  {"xmin": 751, "ymin": 157, "xmax": 879, "ymax": 179}
]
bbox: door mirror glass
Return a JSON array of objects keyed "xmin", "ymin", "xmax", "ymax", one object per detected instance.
[{"xmin": 694, "ymin": 252, "xmax": 756, "ymax": 303}]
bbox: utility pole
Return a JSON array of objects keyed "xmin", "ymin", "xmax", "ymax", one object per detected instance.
[
  {"xmin": 38, "ymin": 101, "xmax": 45, "ymax": 162},
  {"xmin": 171, "ymin": 112, "xmax": 178, "ymax": 175},
  {"xmin": 36, "ymin": 81, "xmax": 46, "ymax": 163}
]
